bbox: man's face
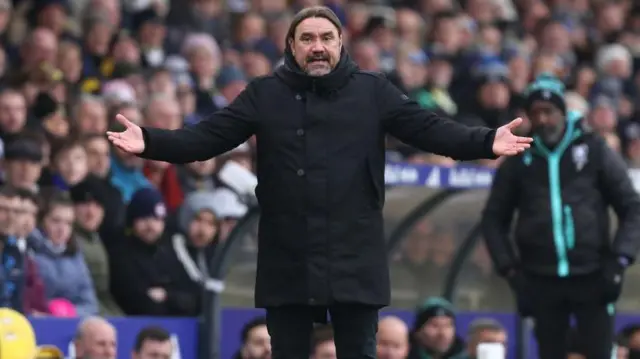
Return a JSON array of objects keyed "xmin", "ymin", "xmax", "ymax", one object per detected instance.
[
  {"xmin": 312, "ymin": 340, "xmax": 336, "ymax": 359},
  {"xmin": 75, "ymin": 324, "xmax": 117, "ymax": 359},
  {"xmin": 5, "ymin": 159, "xmax": 42, "ymax": 191},
  {"xmin": 478, "ymin": 82, "xmax": 510, "ymax": 109},
  {"xmin": 86, "ymin": 23, "xmax": 113, "ymax": 56},
  {"xmin": 290, "ymin": 17, "xmax": 342, "ymax": 76},
  {"xmin": 417, "ymin": 316, "xmax": 455, "ymax": 355},
  {"xmin": 0, "ymin": 92, "xmax": 27, "ymax": 133},
  {"xmin": 139, "ymin": 22, "xmax": 166, "ymax": 48},
  {"xmin": 85, "ymin": 137, "xmax": 111, "ymax": 178},
  {"xmin": 589, "ymin": 105, "xmax": 617, "ymax": 134},
  {"xmin": 25, "ymin": 29, "xmax": 58, "ymax": 70},
  {"xmin": 467, "ymin": 329, "xmax": 507, "ymax": 357},
  {"xmin": 528, "ymin": 100, "xmax": 566, "ymax": 146},
  {"xmin": 541, "ymin": 22, "xmax": 570, "ymax": 53},
  {"xmin": 241, "ymin": 325, "xmax": 271, "ymax": 359},
  {"xmin": 75, "ymin": 201, "xmax": 105, "ymax": 232},
  {"xmin": 145, "ymin": 100, "xmax": 182, "ymax": 130},
  {"xmin": 39, "ymin": 4, "xmax": 67, "ymax": 35},
  {"xmin": 352, "ymin": 42, "xmax": 380, "ymax": 72},
  {"xmin": 377, "ymin": 325, "xmax": 409, "ymax": 359},
  {"xmin": 133, "ymin": 217, "xmax": 165, "ymax": 244},
  {"xmin": 133, "ymin": 339, "xmax": 173, "ymax": 359},
  {"xmin": 148, "ymin": 72, "xmax": 176, "ymax": 98},
  {"xmin": 55, "ymin": 146, "xmax": 88, "ymax": 186},
  {"xmin": 188, "ymin": 210, "xmax": 218, "ymax": 247},
  {"xmin": 77, "ymin": 101, "xmax": 107, "ymax": 135},
  {"xmin": 0, "ymin": 195, "xmax": 20, "ymax": 235},
  {"xmin": 17, "ymin": 198, "xmax": 37, "ymax": 238}
]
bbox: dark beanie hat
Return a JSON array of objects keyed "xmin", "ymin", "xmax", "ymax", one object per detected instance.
[
  {"xmin": 413, "ymin": 297, "xmax": 456, "ymax": 331},
  {"xmin": 524, "ymin": 72, "xmax": 566, "ymax": 113},
  {"xmin": 126, "ymin": 187, "xmax": 166, "ymax": 225}
]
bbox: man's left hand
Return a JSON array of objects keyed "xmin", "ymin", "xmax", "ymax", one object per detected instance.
[{"xmin": 493, "ymin": 118, "xmax": 534, "ymax": 156}]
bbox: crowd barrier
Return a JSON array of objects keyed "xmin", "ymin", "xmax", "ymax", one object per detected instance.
[{"xmin": 28, "ymin": 162, "xmax": 640, "ymax": 359}]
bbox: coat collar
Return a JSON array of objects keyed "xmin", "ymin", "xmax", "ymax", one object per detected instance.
[{"xmin": 275, "ymin": 46, "xmax": 358, "ymax": 95}]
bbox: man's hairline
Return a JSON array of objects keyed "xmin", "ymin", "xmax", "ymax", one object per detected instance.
[
  {"xmin": 136, "ymin": 337, "xmax": 173, "ymax": 352},
  {"xmin": 290, "ymin": 16, "xmax": 341, "ymax": 42}
]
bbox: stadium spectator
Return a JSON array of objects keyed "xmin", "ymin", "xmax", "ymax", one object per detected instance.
[
  {"xmin": 0, "ymin": 88, "xmax": 28, "ymax": 142},
  {"xmin": 234, "ymin": 316, "xmax": 271, "ymax": 359},
  {"xmin": 377, "ymin": 316, "xmax": 410, "ymax": 359},
  {"xmin": 50, "ymin": 138, "xmax": 89, "ymax": 190},
  {"xmin": 132, "ymin": 326, "xmax": 174, "ymax": 359},
  {"xmin": 32, "ymin": 190, "xmax": 98, "ymax": 316},
  {"xmin": 0, "ymin": 186, "xmax": 47, "ymax": 314},
  {"xmin": 109, "ymin": 187, "xmax": 184, "ymax": 316},
  {"xmin": 408, "ymin": 297, "xmax": 466, "ymax": 359},
  {"xmin": 311, "ymin": 325, "xmax": 337, "ymax": 359},
  {"xmin": 464, "ymin": 318, "xmax": 507, "ymax": 359},
  {"xmin": 73, "ymin": 316, "xmax": 117, "ymax": 359},
  {"xmin": 70, "ymin": 176, "xmax": 123, "ymax": 316},
  {"xmin": 80, "ymin": 134, "xmax": 125, "ymax": 238},
  {"xmin": 108, "ymin": 125, "xmax": 152, "ymax": 203},
  {"xmin": 167, "ymin": 191, "xmax": 219, "ymax": 316},
  {"xmin": 3, "ymin": 134, "xmax": 44, "ymax": 193}
]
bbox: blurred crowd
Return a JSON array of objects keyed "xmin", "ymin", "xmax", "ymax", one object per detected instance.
[
  {"xmin": 0, "ymin": 0, "xmax": 638, "ymax": 330},
  {"xmin": 232, "ymin": 298, "xmax": 640, "ymax": 359},
  {"xmin": 0, "ymin": 309, "xmax": 174, "ymax": 359}
]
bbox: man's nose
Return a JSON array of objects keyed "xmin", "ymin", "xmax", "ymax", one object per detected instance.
[{"xmin": 310, "ymin": 40, "xmax": 324, "ymax": 52}]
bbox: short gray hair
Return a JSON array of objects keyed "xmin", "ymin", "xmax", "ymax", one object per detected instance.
[{"xmin": 72, "ymin": 94, "xmax": 105, "ymax": 120}]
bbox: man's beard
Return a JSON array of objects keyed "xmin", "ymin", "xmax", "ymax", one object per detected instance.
[
  {"xmin": 305, "ymin": 55, "xmax": 331, "ymax": 76},
  {"xmin": 534, "ymin": 123, "xmax": 565, "ymax": 147}
]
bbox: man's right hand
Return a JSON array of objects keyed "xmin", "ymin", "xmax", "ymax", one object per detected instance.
[{"xmin": 107, "ymin": 114, "xmax": 145, "ymax": 154}]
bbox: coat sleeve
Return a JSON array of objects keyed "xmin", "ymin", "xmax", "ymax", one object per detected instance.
[
  {"xmin": 597, "ymin": 140, "xmax": 640, "ymax": 261},
  {"xmin": 73, "ymin": 254, "xmax": 99, "ymax": 316},
  {"xmin": 377, "ymin": 77, "xmax": 497, "ymax": 161},
  {"xmin": 139, "ymin": 79, "xmax": 261, "ymax": 164},
  {"xmin": 481, "ymin": 157, "xmax": 520, "ymax": 275}
]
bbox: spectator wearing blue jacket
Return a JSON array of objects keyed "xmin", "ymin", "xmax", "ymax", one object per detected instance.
[
  {"xmin": 0, "ymin": 234, "xmax": 25, "ymax": 312},
  {"xmin": 32, "ymin": 191, "xmax": 98, "ymax": 316}
]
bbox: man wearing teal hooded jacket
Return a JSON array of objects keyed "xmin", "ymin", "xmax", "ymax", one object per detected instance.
[{"xmin": 482, "ymin": 73, "xmax": 640, "ymax": 359}]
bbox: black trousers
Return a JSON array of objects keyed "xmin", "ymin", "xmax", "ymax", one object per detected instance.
[
  {"xmin": 523, "ymin": 273, "xmax": 614, "ymax": 359},
  {"xmin": 265, "ymin": 303, "xmax": 379, "ymax": 359}
]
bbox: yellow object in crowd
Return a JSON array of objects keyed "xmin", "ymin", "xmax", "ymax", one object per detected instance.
[
  {"xmin": 33, "ymin": 345, "xmax": 64, "ymax": 359},
  {"xmin": 0, "ymin": 308, "xmax": 36, "ymax": 359}
]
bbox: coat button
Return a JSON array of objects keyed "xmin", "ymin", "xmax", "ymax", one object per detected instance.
[
  {"xmin": 295, "ymin": 94, "xmax": 302, "ymax": 100},
  {"xmin": 309, "ymin": 298, "xmax": 315, "ymax": 304},
  {"xmin": 297, "ymin": 169, "xmax": 305, "ymax": 176},
  {"xmin": 296, "ymin": 129, "xmax": 304, "ymax": 136}
]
